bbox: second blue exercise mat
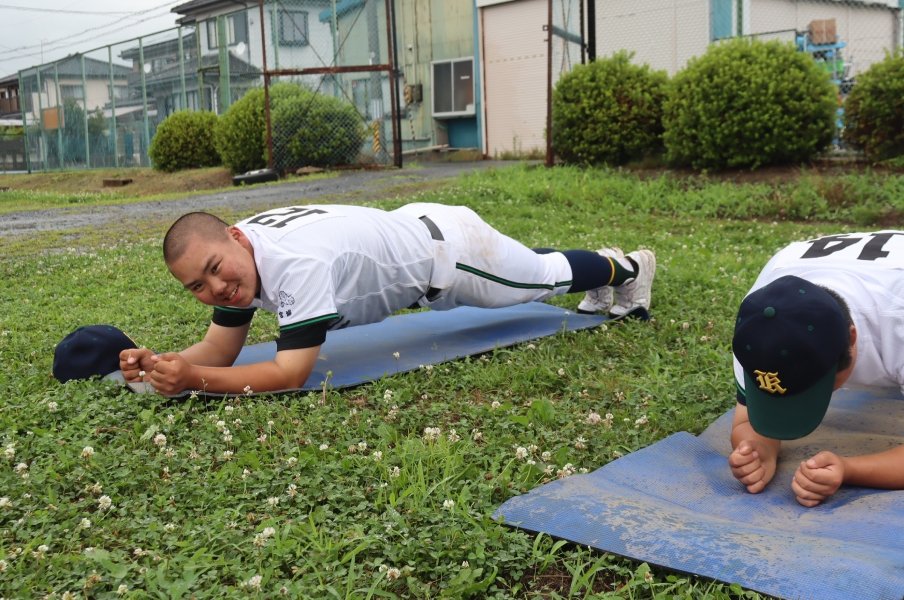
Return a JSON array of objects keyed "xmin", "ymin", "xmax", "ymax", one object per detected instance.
[
  {"xmin": 494, "ymin": 388, "xmax": 904, "ymax": 600},
  {"xmin": 124, "ymin": 303, "xmax": 607, "ymax": 396}
]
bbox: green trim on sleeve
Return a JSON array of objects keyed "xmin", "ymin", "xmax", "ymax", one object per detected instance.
[{"xmin": 279, "ymin": 313, "xmax": 340, "ymax": 333}]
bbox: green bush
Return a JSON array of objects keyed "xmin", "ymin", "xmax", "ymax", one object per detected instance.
[
  {"xmin": 148, "ymin": 110, "xmax": 220, "ymax": 172},
  {"xmin": 214, "ymin": 83, "xmax": 365, "ymax": 174},
  {"xmin": 842, "ymin": 51, "xmax": 904, "ymax": 161},
  {"xmin": 663, "ymin": 38, "xmax": 836, "ymax": 170},
  {"xmin": 213, "ymin": 88, "xmax": 267, "ymax": 174},
  {"xmin": 552, "ymin": 51, "xmax": 668, "ymax": 166},
  {"xmin": 271, "ymin": 89, "xmax": 365, "ymax": 171}
]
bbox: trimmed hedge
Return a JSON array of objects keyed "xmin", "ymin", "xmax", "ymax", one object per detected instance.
[
  {"xmin": 663, "ymin": 38, "xmax": 837, "ymax": 170},
  {"xmin": 552, "ymin": 52, "xmax": 668, "ymax": 166},
  {"xmin": 214, "ymin": 82, "xmax": 364, "ymax": 174},
  {"xmin": 843, "ymin": 51, "xmax": 904, "ymax": 161},
  {"xmin": 148, "ymin": 111, "xmax": 220, "ymax": 172}
]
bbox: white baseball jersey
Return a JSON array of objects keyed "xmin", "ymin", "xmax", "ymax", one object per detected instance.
[
  {"xmin": 733, "ymin": 231, "xmax": 904, "ymax": 396},
  {"xmin": 223, "ymin": 203, "xmax": 573, "ymax": 350}
]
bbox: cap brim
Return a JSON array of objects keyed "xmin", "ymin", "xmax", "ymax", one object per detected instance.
[{"xmin": 744, "ymin": 368, "xmax": 835, "ymax": 440}]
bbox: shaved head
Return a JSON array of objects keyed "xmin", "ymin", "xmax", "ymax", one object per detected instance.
[{"xmin": 163, "ymin": 212, "xmax": 231, "ymax": 264}]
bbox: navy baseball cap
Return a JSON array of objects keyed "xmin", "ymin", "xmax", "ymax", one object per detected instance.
[
  {"xmin": 732, "ymin": 275, "xmax": 850, "ymax": 440},
  {"xmin": 53, "ymin": 325, "xmax": 137, "ymax": 383}
]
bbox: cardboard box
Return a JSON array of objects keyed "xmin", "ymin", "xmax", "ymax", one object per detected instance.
[{"xmin": 809, "ymin": 18, "xmax": 837, "ymax": 45}]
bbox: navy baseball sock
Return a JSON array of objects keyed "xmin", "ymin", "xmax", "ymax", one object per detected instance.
[{"xmin": 559, "ymin": 249, "xmax": 636, "ymax": 293}]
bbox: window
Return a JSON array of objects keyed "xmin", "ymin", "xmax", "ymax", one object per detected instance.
[
  {"xmin": 207, "ymin": 13, "xmax": 249, "ymax": 49},
  {"xmin": 279, "ymin": 9, "xmax": 309, "ymax": 46},
  {"xmin": 431, "ymin": 57, "xmax": 474, "ymax": 118},
  {"xmin": 108, "ymin": 85, "xmax": 129, "ymax": 101},
  {"xmin": 61, "ymin": 84, "xmax": 84, "ymax": 101}
]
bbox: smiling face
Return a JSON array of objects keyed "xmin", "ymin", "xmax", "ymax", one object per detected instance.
[{"xmin": 166, "ymin": 226, "xmax": 259, "ymax": 307}]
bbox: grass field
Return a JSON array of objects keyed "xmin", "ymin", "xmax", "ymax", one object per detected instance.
[{"xmin": 1, "ymin": 164, "xmax": 901, "ymax": 598}]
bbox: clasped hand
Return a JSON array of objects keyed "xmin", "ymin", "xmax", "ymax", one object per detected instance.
[{"xmin": 119, "ymin": 348, "xmax": 192, "ymax": 396}]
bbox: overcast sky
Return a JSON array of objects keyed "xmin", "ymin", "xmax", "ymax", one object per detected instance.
[{"xmin": 0, "ymin": 1, "xmax": 185, "ymax": 77}]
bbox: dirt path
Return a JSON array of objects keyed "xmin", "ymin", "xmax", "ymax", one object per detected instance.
[{"xmin": 0, "ymin": 161, "xmax": 518, "ymax": 236}]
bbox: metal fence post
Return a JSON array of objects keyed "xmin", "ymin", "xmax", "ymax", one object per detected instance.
[
  {"xmin": 108, "ymin": 46, "xmax": 119, "ymax": 168},
  {"xmin": 81, "ymin": 55, "xmax": 90, "ymax": 167}
]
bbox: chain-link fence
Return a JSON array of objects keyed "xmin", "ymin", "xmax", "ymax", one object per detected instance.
[
  {"xmin": 15, "ymin": 0, "xmax": 398, "ymax": 173},
  {"xmin": 543, "ymin": 0, "xmax": 903, "ymax": 164},
  {"xmin": 258, "ymin": 0, "xmax": 399, "ymax": 172}
]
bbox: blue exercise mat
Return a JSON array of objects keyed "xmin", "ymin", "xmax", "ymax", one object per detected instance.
[
  {"xmin": 494, "ymin": 388, "xmax": 904, "ymax": 600},
  {"xmin": 120, "ymin": 303, "xmax": 607, "ymax": 396}
]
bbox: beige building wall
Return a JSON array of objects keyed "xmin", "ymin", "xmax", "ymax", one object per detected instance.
[
  {"xmin": 595, "ymin": 0, "xmax": 711, "ymax": 75},
  {"xmin": 479, "ymin": 0, "xmax": 548, "ymax": 157}
]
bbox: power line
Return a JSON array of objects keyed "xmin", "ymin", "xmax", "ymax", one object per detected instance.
[
  {"xmin": 0, "ymin": 3, "xmax": 137, "ymax": 15},
  {"xmin": 0, "ymin": 0, "xmax": 181, "ymax": 59}
]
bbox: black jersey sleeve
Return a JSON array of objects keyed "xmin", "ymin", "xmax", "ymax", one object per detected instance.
[
  {"xmin": 212, "ymin": 306, "xmax": 257, "ymax": 327},
  {"xmin": 276, "ymin": 318, "xmax": 333, "ymax": 351}
]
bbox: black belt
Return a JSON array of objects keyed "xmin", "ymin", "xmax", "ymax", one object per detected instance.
[
  {"xmin": 417, "ymin": 215, "xmax": 443, "ymax": 302},
  {"xmin": 419, "ymin": 215, "xmax": 444, "ymax": 241}
]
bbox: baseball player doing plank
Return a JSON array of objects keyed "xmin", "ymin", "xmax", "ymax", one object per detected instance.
[
  {"xmin": 121, "ymin": 203, "xmax": 656, "ymax": 395},
  {"xmin": 730, "ymin": 230, "xmax": 904, "ymax": 507}
]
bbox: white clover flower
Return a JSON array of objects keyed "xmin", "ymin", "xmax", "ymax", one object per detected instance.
[
  {"xmin": 386, "ymin": 566, "xmax": 401, "ymax": 581},
  {"xmin": 557, "ymin": 367, "xmax": 566, "ymax": 376},
  {"xmin": 442, "ymin": 499, "xmax": 455, "ymax": 510},
  {"xmin": 490, "ymin": 400, "xmax": 501, "ymax": 409},
  {"xmin": 4, "ymin": 444, "xmax": 15, "ymax": 460},
  {"xmin": 424, "ymin": 364, "xmax": 434, "ymax": 372},
  {"xmin": 372, "ymin": 450, "xmax": 383, "ymax": 461},
  {"xmin": 222, "ymin": 430, "xmax": 233, "ymax": 443},
  {"xmin": 164, "ymin": 522, "xmax": 177, "ymax": 532},
  {"xmin": 0, "ymin": 497, "xmax": 10, "ymax": 509},
  {"xmin": 574, "ymin": 437, "xmax": 587, "ymax": 450},
  {"xmin": 79, "ymin": 518, "xmax": 92, "ymax": 529},
  {"xmin": 267, "ymin": 496, "xmax": 280, "ymax": 507},
  {"xmin": 47, "ymin": 401, "xmax": 59, "ymax": 413},
  {"xmin": 215, "ymin": 420, "xmax": 226, "ymax": 430},
  {"xmin": 262, "ymin": 526, "xmax": 276, "ymax": 538},
  {"xmin": 164, "ymin": 448, "xmax": 177, "ymax": 459},
  {"xmin": 634, "ymin": 414, "xmax": 649, "ymax": 427},
  {"xmin": 267, "ymin": 420, "xmax": 274, "ymax": 428},
  {"xmin": 38, "ymin": 544, "xmax": 49, "ymax": 553},
  {"xmin": 526, "ymin": 343, "xmax": 536, "ymax": 350},
  {"xmin": 541, "ymin": 451, "xmax": 552, "ymax": 462},
  {"xmin": 116, "ymin": 584, "xmax": 128, "ymax": 595},
  {"xmin": 244, "ymin": 574, "xmax": 262, "ymax": 589},
  {"xmin": 224, "ymin": 405, "xmax": 235, "ymax": 413},
  {"xmin": 98, "ymin": 495, "xmax": 113, "ymax": 511},
  {"xmin": 242, "ymin": 468, "xmax": 251, "ymax": 480},
  {"xmin": 14, "ymin": 462, "xmax": 28, "ymax": 474},
  {"xmin": 166, "ymin": 413, "xmax": 175, "ymax": 424},
  {"xmin": 287, "ymin": 456, "xmax": 299, "ymax": 465},
  {"xmin": 471, "ymin": 429, "xmax": 483, "ymax": 442},
  {"xmin": 221, "ymin": 450, "xmax": 234, "ymax": 461},
  {"xmin": 556, "ymin": 463, "xmax": 576, "ymax": 479},
  {"xmin": 423, "ymin": 427, "xmax": 441, "ymax": 441},
  {"xmin": 585, "ymin": 412, "xmax": 602, "ymax": 425},
  {"xmin": 389, "ymin": 466, "xmax": 401, "ymax": 478},
  {"xmin": 356, "ymin": 441, "xmax": 367, "ymax": 453},
  {"xmin": 383, "ymin": 389, "xmax": 393, "ymax": 401},
  {"xmin": 89, "ymin": 482, "xmax": 103, "ymax": 495},
  {"xmin": 461, "ymin": 560, "xmax": 470, "ymax": 568},
  {"xmin": 447, "ymin": 429, "xmax": 460, "ymax": 443},
  {"xmin": 153, "ymin": 433, "xmax": 167, "ymax": 448},
  {"xmin": 257, "ymin": 434, "xmax": 267, "ymax": 444},
  {"xmin": 81, "ymin": 446, "xmax": 95, "ymax": 459},
  {"xmin": 0, "ymin": 559, "xmax": 7, "ymax": 572},
  {"xmin": 61, "ymin": 592, "xmax": 76, "ymax": 600},
  {"xmin": 527, "ymin": 459, "xmax": 536, "ymax": 465},
  {"xmin": 515, "ymin": 446, "xmax": 528, "ymax": 460},
  {"xmin": 287, "ymin": 483, "xmax": 298, "ymax": 498}
]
